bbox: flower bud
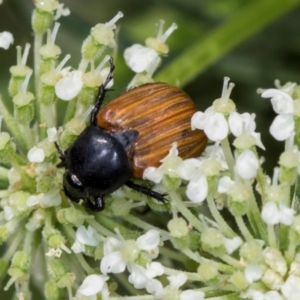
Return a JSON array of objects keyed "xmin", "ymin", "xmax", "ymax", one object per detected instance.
[
  {"xmin": 13, "ymin": 91, "xmax": 35, "ymax": 124},
  {"xmin": 240, "ymin": 240, "xmax": 263, "ymax": 264},
  {"xmin": 42, "ymin": 226, "xmax": 66, "ymax": 249},
  {"xmin": 56, "ymin": 207, "xmax": 85, "ymax": 227},
  {"xmin": 59, "ymin": 117, "xmax": 86, "ymax": 149},
  {"xmin": 8, "ymin": 191, "xmax": 31, "ymax": 217},
  {"xmin": 48, "ymin": 259, "xmax": 75, "ymax": 288},
  {"xmin": 278, "ymin": 151, "xmax": 298, "ymax": 184},
  {"xmin": 110, "ymin": 198, "xmax": 131, "ymax": 217},
  {"xmin": 44, "ymin": 279, "xmax": 62, "ymax": 300},
  {"xmin": 229, "ymin": 271, "xmax": 248, "ymax": 291},
  {"xmin": 265, "ymin": 185, "xmax": 285, "ymax": 203},
  {"xmin": 227, "ymin": 183, "xmax": 250, "ymax": 217},
  {"xmin": 32, "ymin": 0, "xmax": 58, "ymax": 35},
  {"xmin": 201, "ymin": 159, "xmax": 222, "ymax": 177},
  {"xmin": 8, "ymin": 251, "xmax": 31, "ymax": 280},
  {"xmin": 201, "ymin": 227, "xmax": 226, "ymax": 257},
  {"xmin": 197, "ymin": 261, "xmax": 219, "ymax": 283},
  {"xmin": 162, "ymin": 175, "xmax": 182, "ymax": 191},
  {"xmin": 78, "ymin": 84, "xmax": 98, "ymax": 107},
  {"xmin": 168, "ymin": 218, "xmax": 189, "ymax": 238},
  {"xmin": 0, "ymin": 132, "xmax": 15, "ymax": 164}
]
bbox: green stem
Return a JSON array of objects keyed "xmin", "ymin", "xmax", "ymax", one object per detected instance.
[
  {"xmin": 221, "ymin": 138, "xmax": 235, "ymax": 177},
  {"xmin": 220, "ymin": 254, "xmax": 242, "ymax": 270},
  {"xmin": 87, "ymin": 217, "xmax": 117, "ymax": 238},
  {"xmin": 123, "ymin": 214, "xmax": 169, "ymax": 239},
  {"xmin": 155, "ymin": 0, "xmax": 299, "ymax": 86},
  {"xmin": 206, "ymin": 193, "xmax": 236, "ymax": 238},
  {"xmin": 235, "ymin": 216, "xmax": 253, "ymax": 241},
  {"xmin": 163, "ymin": 266, "xmax": 201, "ymax": 281},
  {"xmin": 267, "ymin": 225, "xmax": 278, "ymax": 249},
  {"xmin": 169, "ymin": 191, "xmax": 204, "ymax": 233}
]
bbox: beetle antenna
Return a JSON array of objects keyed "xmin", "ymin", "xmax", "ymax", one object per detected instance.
[{"xmin": 90, "ymin": 57, "xmax": 115, "ymax": 125}]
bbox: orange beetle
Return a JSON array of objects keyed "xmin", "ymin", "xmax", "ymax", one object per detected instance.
[{"xmin": 57, "ymin": 58, "xmax": 207, "ymax": 211}]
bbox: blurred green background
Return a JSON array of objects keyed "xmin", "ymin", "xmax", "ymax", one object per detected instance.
[
  {"xmin": 0, "ymin": 0, "xmax": 300, "ymax": 167},
  {"xmin": 0, "ymin": 0, "xmax": 300, "ymax": 298}
]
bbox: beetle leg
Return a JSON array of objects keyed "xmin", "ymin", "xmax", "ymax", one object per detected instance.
[
  {"xmin": 85, "ymin": 195, "xmax": 105, "ymax": 211},
  {"xmin": 54, "ymin": 142, "xmax": 67, "ymax": 167},
  {"xmin": 90, "ymin": 57, "xmax": 115, "ymax": 125},
  {"xmin": 125, "ymin": 180, "xmax": 167, "ymax": 203}
]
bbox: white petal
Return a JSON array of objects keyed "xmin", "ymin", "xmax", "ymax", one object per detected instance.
[
  {"xmin": 261, "ymin": 88, "xmax": 294, "ymax": 114},
  {"xmin": 279, "ymin": 204, "xmax": 295, "ymax": 226},
  {"xmin": 26, "ymin": 194, "xmax": 42, "ymax": 207},
  {"xmin": 76, "ymin": 225, "xmax": 100, "ymax": 247},
  {"xmin": 47, "ymin": 127, "xmax": 58, "ymax": 142},
  {"xmin": 27, "ymin": 146, "xmax": 45, "ymax": 163},
  {"xmin": 217, "ymin": 176, "xmax": 235, "ymax": 194},
  {"xmin": 270, "ymin": 114, "xmax": 294, "ymax": 141},
  {"xmin": 186, "ymin": 174, "xmax": 208, "ymax": 203},
  {"xmin": 146, "ymin": 278, "xmax": 164, "ymax": 299},
  {"xmin": 244, "ymin": 264, "xmax": 264, "ymax": 284},
  {"xmin": 103, "ymin": 237, "xmax": 122, "ymax": 255},
  {"xmin": 143, "ymin": 166, "xmax": 164, "ymax": 184},
  {"xmin": 223, "ymin": 236, "xmax": 242, "ymax": 254},
  {"xmin": 0, "ymin": 31, "xmax": 13, "ymax": 49},
  {"xmin": 236, "ymin": 150, "xmax": 259, "ymax": 179},
  {"xmin": 177, "ymin": 158, "xmax": 202, "ymax": 180},
  {"xmin": 128, "ymin": 264, "xmax": 148, "ymax": 289},
  {"xmin": 168, "ymin": 273, "xmax": 187, "ymax": 289},
  {"xmin": 204, "ymin": 112, "xmax": 228, "ymax": 141},
  {"xmin": 261, "ymin": 202, "xmax": 281, "ymax": 225},
  {"xmin": 136, "ymin": 229, "xmax": 160, "ymax": 251},
  {"xmin": 55, "ymin": 71, "xmax": 83, "ymax": 100},
  {"xmin": 145, "ymin": 262, "xmax": 164, "ymax": 278},
  {"xmin": 180, "ymin": 290, "xmax": 205, "ymax": 300},
  {"xmin": 251, "ymin": 132, "xmax": 265, "ymax": 150},
  {"xmin": 71, "ymin": 241, "xmax": 85, "ymax": 253},
  {"xmin": 100, "ymin": 251, "xmax": 126, "ymax": 274},
  {"xmin": 124, "ymin": 44, "xmax": 158, "ymax": 73},
  {"xmin": 191, "ymin": 111, "xmax": 206, "ymax": 130},
  {"xmin": 77, "ymin": 274, "xmax": 106, "ymax": 296},
  {"xmin": 228, "ymin": 112, "xmax": 253, "ymax": 137}
]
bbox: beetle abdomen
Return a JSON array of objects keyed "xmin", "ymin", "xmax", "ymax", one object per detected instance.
[{"xmin": 97, "ymin": 83, "xmax": 207, "ymax": 178}]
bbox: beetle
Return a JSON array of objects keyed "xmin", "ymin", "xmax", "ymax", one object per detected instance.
[{"xmin": 56, "ymin": 57, "xmax": 207, "ymax": 211}]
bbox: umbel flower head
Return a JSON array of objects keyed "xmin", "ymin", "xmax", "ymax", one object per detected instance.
[{"xmin": 1, "ymin": 1, "xmax": 300, "ymax": 300}]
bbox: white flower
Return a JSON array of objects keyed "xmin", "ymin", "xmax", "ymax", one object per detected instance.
[
  {"xmin": 128, "ymin": 262, "xmax": 164, "ymax": 298},
  {"xmin": 72, "ymin": 225, "xmax": 100, "ymax": 253},
  {"xmin": 55, "ymin": 70, "xmax": 83, "ymax": 100},
  {"xmin": 177, "ymin": 158, "xmax": 202, "ymax": 181},
  {"xmin": 236, "ymin": 150, "xmax": 259, "ymax": 179},
  {"xmin": 27, "ymin": 146, "xmax": 45, "ymax": 163},
  {"xmin": 201, "ymin": 143, "xmax": 228, "ymax": 170},
  {"xmin": 192, "ymin": 108, "xmax": 228, "ymax": 141},
  {"xmin": 217, "ymin": 176, "xmax": 235, "ymax": 194},
  {"xmin": 0, "ymin": 31, "xmax": 13, "ymax": 49},
  {"xmin": 261, "ymin": 202, "xmax": 295, "ymax": 225},
  {"xmin": 54, "ymin": 3, "xmax": 70, "ymax": 20},
  {"xmin": 124, "ymin": 44, "xmax": 160, "ymax": 73},
  {"xmin": 229, "ymin": 112, "xmax": 265, "ymax": 150},
  {"xmin": 100, "ymin": 229, "xmax": 160, "ymax": 276},
  {"xmin": 76, "ymin": 274, "xmax": 108, "ymax": 300},
  {"xmin": 260, "ymin": 84, "xmax": 296, "ymax": 141}
]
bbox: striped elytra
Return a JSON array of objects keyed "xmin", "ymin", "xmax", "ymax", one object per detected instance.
[{"xmin": 97, "ymin": 83, "xmax": 207, "ymax": 178}]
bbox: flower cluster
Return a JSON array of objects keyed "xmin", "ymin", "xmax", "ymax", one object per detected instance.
[{"xmin": 0, "ymin": 1, "xmax": 300, "ymax": 300}]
